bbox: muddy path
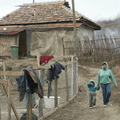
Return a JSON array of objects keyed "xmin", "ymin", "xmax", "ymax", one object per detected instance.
[{"xmin": 44, "ymin": 65, "xmax": 120, "ymax": 120}]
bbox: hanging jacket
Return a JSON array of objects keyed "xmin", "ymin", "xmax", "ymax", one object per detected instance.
[
  {"xmin": 46, "ymin": 62, "xmax": 65, "ymax": 98},
  {"xmin": 16, "ymin": 75, "xmax": 26, "ymax": 101},
  {"xmin": 16, "ymin": 67, "xmax": 44, "ymax": 102},
  {"xmin": 53, "ymin": 62, "xmax": 65, "ymax": 78},
  {"xmin": 24, "ymin": 67, "xmax": 44, "ymax": 98},
  {"xmin": 97, "ymin": 62, "xmax": 118, "ymax": 87}
]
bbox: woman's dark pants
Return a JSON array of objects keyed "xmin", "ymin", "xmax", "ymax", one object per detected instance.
[{"xmin": 101, "ymin": 83, "xmax": 111, "ymax": 105}]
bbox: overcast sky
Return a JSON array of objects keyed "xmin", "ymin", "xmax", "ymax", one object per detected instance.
[{"xmin": 0, "ymin": 0, "xmax": 120, "ymax": 21}]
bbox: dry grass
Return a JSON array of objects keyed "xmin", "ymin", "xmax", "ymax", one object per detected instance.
[{"xmin": 112, "ymin": 66, "xmax": 120, "ymax": 78}]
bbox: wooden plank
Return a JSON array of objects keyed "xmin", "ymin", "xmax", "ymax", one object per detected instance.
[
  {"xmin": 0, "ymin": 71, "xmax": 23, "ymax": 76},
  {"xmin": 0, "ymin": 80, "xmax": 8, "ymax": 85},
  {"xmin": 35, "ymin": 61, "xmax": 76, "ymax": 70},
  {"xmin": 54, "ymin": 55, "xmax": 73, "ymax": 58},
  {"xmin": 8, "ymin": 80, "xmax": 11, "ymax": 120},
  {"xmin": 4, "ymin": 59, "xmax": 36, "ymax": 63},
  {"xmin": 34, "ymin": 66, "xmax": 49, "ymax": 70},
  {"xmin": 2, "ymin": 62, "xmax": 6, "ymax": 80},
  {"xmin": 27, "ymin": 92, "xmax": 32, "ymax": 120}
]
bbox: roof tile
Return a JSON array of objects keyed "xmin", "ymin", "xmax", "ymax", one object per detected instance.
[{"xmin": 0, "ymin": 1, "xmax": 81, "ymax": 25}]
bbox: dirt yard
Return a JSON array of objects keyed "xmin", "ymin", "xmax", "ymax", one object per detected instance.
[
  {"xmin": 44, "ymin": 65, "xmax": 120, "ymax": 120},
  {"xmin": 1, "ymin": 58, "xmax": 120, "ymax": 120}
]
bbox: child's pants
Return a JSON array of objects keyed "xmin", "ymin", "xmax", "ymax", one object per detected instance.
[{"xmin": 89, "ymin": 91, "xmax": 96, "ymax": 107}]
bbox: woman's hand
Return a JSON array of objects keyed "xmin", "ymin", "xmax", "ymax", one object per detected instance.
[{"xmin": 97, "ymin": 85, "xmax": 100, "ymax": 89}]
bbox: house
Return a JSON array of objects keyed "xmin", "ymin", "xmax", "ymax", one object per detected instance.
[{"xmin": 0, "ymin": 1, "xmax": 101, "ymax": 57}]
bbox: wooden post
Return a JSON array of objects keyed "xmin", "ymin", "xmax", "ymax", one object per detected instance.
[
  {"xmin": 71, "ymin": 56, "xmax": 74, "ymax": 97},
  {"xmin": 65, "ymin": 65, "xmax": 69, "ymax": 101},
  {"xmin": 75, "ymin": 61, "xmax": 78, "ymax": 92},
  {"xmin": 3, "ymin": 62, "xmax": 6, "ymax": 80},
  {"xmin": 2, "ymin": 84, "xmax": 20, "ymax": 120},
  {"xmin": 37, "ymin": 55, "xmax": 44, "ymax": 117},
  {"xmin": 72, "ymin": 0, "xmax": 77, "ymax": 38},
  {"xmin": 62, "ymin": 38, "xmax": 65, "ymax": 56},
  {"xmin": 91, "ymin": 40, "xmax": 95, "ymax": 63},
  {"xmin": 73, "ymin": 62, "xmax": 76, "ymax": 95},
  {"xmin": 8, "ymin": 80, "xmax": 11, "ymax": 120},
  {"xmin": 39, "ymin": 69, "xmax": 44, "ymax": 117},
  {"xmin": 27, "ymin": 92, "xmax": 32, "ymax": 120},
  {"xmin": 0, "ymin": 101, "xmax": 1, "ymax": 120},
  {"xmin": 54, "ymin": 77, "xmax": 58, "ymax": 108}
]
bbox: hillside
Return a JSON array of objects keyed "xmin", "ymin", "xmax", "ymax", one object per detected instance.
[{"xmin": 95, "ymin": 16, "xmax": 120, "ymax": 38}]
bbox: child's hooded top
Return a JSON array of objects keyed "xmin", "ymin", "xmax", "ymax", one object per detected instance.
[
  {"xmin": 87, "ymin": 80, "xmax": 99, "ymax": 91},
  {"xmin": 97, "ymin": 62, "xmax": 117, "ymax": 87}
]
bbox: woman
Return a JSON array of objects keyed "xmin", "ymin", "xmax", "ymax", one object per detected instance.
[{"xmin": 97, "ymin": 62, "xmax": 118, "ymax": 107}]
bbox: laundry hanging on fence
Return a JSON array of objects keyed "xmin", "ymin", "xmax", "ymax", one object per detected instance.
[
  {"xmin": 16, "ymin": 67, "xmax": 44, "ymax": 102},
  {"xmin": 46, "ymin": 62, "xmax": 65, "ymax": 98},
  {"xmin": 40, "ymin": 56, "xmax": 54, "ymax": 65}
]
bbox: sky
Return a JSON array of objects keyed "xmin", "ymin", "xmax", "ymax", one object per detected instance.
[{"xmin": 0, "ymin": 0, "xmax": 120, "ymax": 21}]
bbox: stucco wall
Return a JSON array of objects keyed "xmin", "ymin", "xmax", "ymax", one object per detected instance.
[
  {"xmin": 0, "ymin": 35, "xmax": 15, "ymax": 56},
  {"xmin": 77, "ymin": 25, "xmax": 94, "ymax": 46}
]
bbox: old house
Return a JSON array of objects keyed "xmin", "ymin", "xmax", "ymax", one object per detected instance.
[{"xmin": 0, "ymin": 1, "xmax": 101, "ymax": 57}]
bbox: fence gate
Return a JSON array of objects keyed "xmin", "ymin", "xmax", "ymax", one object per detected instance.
[
  {"xmin": 0, "ymin": 62, "xmax": 20, "ymax": 120},
  {"xmin": 0, "ymin": 80, "xmax": 19, "ymax": 120}
]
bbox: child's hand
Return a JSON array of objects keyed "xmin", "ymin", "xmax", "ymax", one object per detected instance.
[{"xmin": 90, "ymin": 83, "xmax": 94, "ymax": 86}]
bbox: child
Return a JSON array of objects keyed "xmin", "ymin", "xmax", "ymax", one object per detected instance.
[{"xmin": 87, "ymin": 80, "xmax": 100, "ymax": 108}]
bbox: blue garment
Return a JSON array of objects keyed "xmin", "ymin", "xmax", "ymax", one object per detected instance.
[
  {"xmin": 53, "ymin": 62, "xmax": 65, "ymax": 78},
  {"xmin": 87, "ymin": 83, "xmax": 99, "ymax": 91},
  {"xmin": 87, "ymin": 80, "xmax": 99, "ymax": 91},
  {"xmin": 101, "ymin": 83, "xmax": 111, "ymax": 105}
]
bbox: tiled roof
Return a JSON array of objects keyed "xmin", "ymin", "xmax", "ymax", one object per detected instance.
[
  {"xmin": 0, "ymin": 1, "xmax": 82, "ymax": 25},
  {"xmin": 0, "ymin": 23, "xmax": 82, "ymax": 34}
]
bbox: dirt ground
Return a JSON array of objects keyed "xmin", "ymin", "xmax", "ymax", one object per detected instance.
[{"xmin": 44, "ymin": 65, "xmax": 120, "ymax": 120}]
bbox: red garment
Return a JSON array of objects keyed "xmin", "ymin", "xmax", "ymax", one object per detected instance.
[{"xmin": 40, "ymin": 56, "xmax": 54, "ymax": 65}]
